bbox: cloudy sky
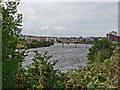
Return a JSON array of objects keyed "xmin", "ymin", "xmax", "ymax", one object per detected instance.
[{"xmin": 18, "ymin": 1, "xmax": 118, "ymax": 37}]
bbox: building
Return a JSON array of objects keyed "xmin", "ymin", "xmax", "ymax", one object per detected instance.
[
  {"xmin": 106, "ymin": 31, "xmax": 119, "ymax": 41},
  {"xmin": 106, "ymin": 31, "xmax": 120, "ymax": 44}
]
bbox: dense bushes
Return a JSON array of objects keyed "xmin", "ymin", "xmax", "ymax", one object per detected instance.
[
  {"xmin": 24, "ymin": 40, "xmax": 54, "ymax": 49},
  {"xmin": 17, "ymin": 50, "xmax": 66, "ymax": 89},
  {"xmin": 65, "ymin": 46, "xmax": 120, "ymax": 89},
  {"xmin": 88, "ymin": 38, "xmax": 114, "ymax": 63},
  {"xmin": 16, "ymin": 41, "xmax": 119, "ymax": 89},
  {"xmin": 64, "ymin": 40, "xmax": 120, "ymax": 89}
]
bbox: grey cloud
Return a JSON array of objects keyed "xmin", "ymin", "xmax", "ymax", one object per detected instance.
[{"xmin": 19, "ymin": 2, "xmax": 118, "ymax": 37}]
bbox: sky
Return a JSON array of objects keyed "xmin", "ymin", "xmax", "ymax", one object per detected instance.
[{"xmin": 17, "ymin": 1, "xmax": 118, "ymax": 37}]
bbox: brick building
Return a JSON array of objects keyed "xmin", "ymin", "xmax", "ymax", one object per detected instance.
[{"xmin": 106, "ymin": 31, "xmax": 119, "ymax": 41}]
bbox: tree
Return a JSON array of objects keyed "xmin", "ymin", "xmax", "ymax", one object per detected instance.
[
  {"xmin": 93, "ymin": 38, "xmax": 98, "ymax": 43},
  {"xmin": 88, "ymin": 38, "xmax": 114, "ymax": 63},
  {"xmin": 2, "ymin": 1, "xmax": 26, "ymax": 88},
  {"xmin": 21, "ymin": 50, "xmax": 65, "ymax": 89}
]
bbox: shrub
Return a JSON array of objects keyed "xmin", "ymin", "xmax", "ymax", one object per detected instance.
[
  {"xmin": 65, "ymin": 46, "xmax": 119, "ymax": 89},
  {"xmin": 20, "ymin": 50, "xmax": 66, "ymax": 89},
  {"xmin": 88, "ymin": 38, "xmax": 113, "ymax": 63}
]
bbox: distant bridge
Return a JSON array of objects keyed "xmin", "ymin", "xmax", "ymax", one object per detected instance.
[{"xmin": 61, "ymin": 43, "xmax": 93, "ymax": 48}]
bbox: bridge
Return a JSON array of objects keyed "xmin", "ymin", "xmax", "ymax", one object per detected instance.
[{"xmin": 61, "ymin": 43, "xmax": 93, "ymax": 48}]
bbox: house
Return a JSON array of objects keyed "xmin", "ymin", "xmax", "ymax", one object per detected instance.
[{"xmin": 106, "ymin": 31, "xmax": 120, "ymax": 44}]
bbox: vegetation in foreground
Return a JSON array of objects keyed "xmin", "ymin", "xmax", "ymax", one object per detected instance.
[
  {"xmin": 65, "ymin": 43, "xmax": 120, "ymax": 89},
  {"xmin": 2, "ymin": 1, "xmax": 120, "ymax": 89},
  {"xmin": 16, "ymin": 39, "xmax": 119, "ymax": 89}
]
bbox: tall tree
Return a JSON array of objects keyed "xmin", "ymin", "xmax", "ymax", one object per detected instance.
[{"xmin": 2, "ymin": 1, "xmax": 26, "ymax": 88}]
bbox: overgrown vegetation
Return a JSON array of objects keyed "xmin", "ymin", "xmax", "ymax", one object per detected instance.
[
  {"xmin": 88, "ymin": 38, "xmax": 114, "ymax": 63},
  {"xmin": 2, "ymin": 0, "xmax": 120, "ymax": 89},
  {"xmin": 18, "ymin": 41, "xmax": 119, "ymax": 89},
  {"xmin": 17, "ymin": 50, "xmax": 66, "ymax": 89},
  {"xmin": 65, "ymin": 44, "xmax": 120, "ymax": 89}
]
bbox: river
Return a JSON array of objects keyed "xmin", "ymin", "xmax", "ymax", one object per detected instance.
[{"xmin": 22, "ymin": 43, "xmax": 92, "ymax": 73}]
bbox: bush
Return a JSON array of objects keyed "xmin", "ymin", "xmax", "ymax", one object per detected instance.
[
  {"xmin": 20, "ymin": 50, "xmax": 66, "ymax": 89},
  {"xmin": 88, "ymin": 38, "xmax": 113, "ymax": 63},
  {"xmin": 65, "ymin": 46, "xmax": 119, "ymax": 89}
]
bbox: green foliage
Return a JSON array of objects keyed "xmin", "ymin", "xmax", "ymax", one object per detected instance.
[
  {"xmin": 116, "ymin": 40, "xmax": 120, "ymax": 46},
  {"xmin": 87, "ymin": 82, "xmax": 96, "ymax": 89},
  {"xmin": 65, "ymin": 46, "xmax": 119, "ymax": 89},
  {"xmin": 88, "ymin": 38, "xmax": 113, "ymax": 63},
  {"xmin": 24, "ymin": 40, "xmax": 54, "ymax": 49},
  {"xmin": 98, "ymin": 75, "xmax": 106, "ymax": 83},
  {"xmin": 0, "ymin": 30, "xmax": 1, "ymax": 89},
  {"xmin": 20, "ymin": 50, "xmax": 66, "ymax": 89},
  {"xmin": 93, "ymin": 38, "xmax": 98, "ymax": 43},
  {"xmin": 2, "ymin": 1, "xmax": 27, "ymax": 88},
  {"xmin": 57, "ymin": 40, "xmax": 62, "ymax": 43}
]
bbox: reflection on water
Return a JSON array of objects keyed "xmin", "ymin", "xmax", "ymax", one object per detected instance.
[{"xmin": 22, "ymin": 43, "xmax": 92, "ymax": 73}]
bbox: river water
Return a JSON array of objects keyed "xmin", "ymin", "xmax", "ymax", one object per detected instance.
[{"xmin": 22, "ymin": 43, "xmax": 92, "ymax": 73}]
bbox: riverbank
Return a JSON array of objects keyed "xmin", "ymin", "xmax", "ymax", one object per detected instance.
[{"xmin": 23, "ymin": 40, "xmax": 54, "ymax": 49}]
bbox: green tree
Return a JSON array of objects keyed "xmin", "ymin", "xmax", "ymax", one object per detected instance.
[
  {"xmin": 21, "ymin": 50, "xmax": 65, "ymax": 89},
  {"xmin": 2, "ymin": 1, "xmax": 26, "ymax": 88},
  {"xmin": 93, "ymin": 38, "xmax": 98, "ymax": 43},
  {"xmin": 88, "ymin": 38, "xmax": 114, "ymax": 63},
  {"xmin": 57, "ymin": 40, "xmax": 62, "ymax": 43}
]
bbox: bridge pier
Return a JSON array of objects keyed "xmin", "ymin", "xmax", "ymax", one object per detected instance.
[
  {"xmin": 86, "ymin": 43, "xmax": 87, "ymax": 48},
  {"xmin": 75, "ymin": 43, "xmax": 77, "ymax": 48},
  {"xmin": 62, "ymin": 43, "xmax": 64, "ymax": 47}
]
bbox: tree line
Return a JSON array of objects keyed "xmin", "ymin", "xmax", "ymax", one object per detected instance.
[{"xmin": 23, "ymin": 40, "xmax": 54, "ymax": 49}]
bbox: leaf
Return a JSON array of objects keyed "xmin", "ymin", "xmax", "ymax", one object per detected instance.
[
  {"xmin": 87, "ymin": 82, "xmax": 96, "ymax": 89},
  {"xmin": 98, "ymin": 75, "xmax": 106, "ymax": 83},
  {"xmin": 96, "ymin": 85, "xmax": 105, "ymax": 89},
  {"xmin": 118, "ymin": 79, "xmax": 120, "ymax": 83}
]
